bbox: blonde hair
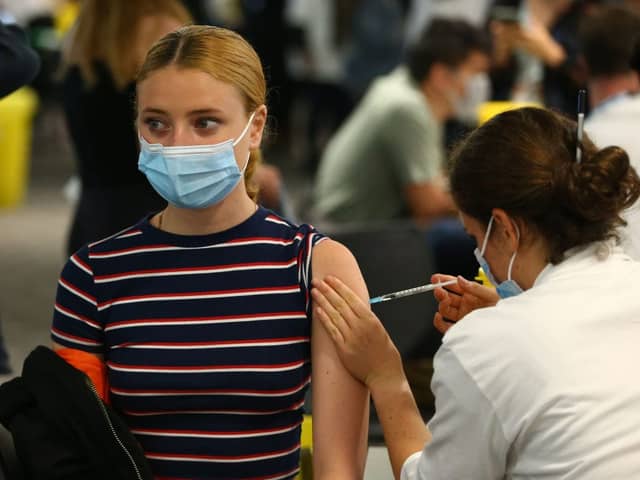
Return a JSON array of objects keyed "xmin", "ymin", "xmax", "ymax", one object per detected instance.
[
  {"xmin": 137, "ymin": 25, "xmax": 267, "ymax": 201},
  {"xmin": 62, "ymin": 0, "xmax": 191, "ymax": 89}
]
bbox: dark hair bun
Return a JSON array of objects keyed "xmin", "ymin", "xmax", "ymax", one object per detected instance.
[
  {"xmin": 563, "ymin": 146, "xmax": 639, "ymax": 223},
  {"xmin": 450, "ymin": 107, "xmax": 640, "ymax": 264}
]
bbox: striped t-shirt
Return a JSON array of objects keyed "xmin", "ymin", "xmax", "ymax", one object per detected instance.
[{"xmin": 51, "ymin": 207, "xmax": 326, "ymax": 479}]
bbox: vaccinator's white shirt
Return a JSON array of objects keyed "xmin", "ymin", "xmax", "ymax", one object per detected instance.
[{"xmin": 402, "ymin": 243, "xmax": 640, "ymax": 479}]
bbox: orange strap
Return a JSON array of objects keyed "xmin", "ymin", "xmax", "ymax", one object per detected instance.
[{"xmin": 56, "ymin": 348, "xmax": 109, "ymax": 404}]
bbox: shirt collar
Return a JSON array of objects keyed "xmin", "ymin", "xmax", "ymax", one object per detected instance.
[{"xmin": 533, "ymin": 241, "xmax": 623, "ymax": 288}]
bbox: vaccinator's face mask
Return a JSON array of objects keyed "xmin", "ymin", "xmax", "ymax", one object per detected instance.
[{"xmin": 473, "ymin": 216, "xmax": 524, "ymax": 299}]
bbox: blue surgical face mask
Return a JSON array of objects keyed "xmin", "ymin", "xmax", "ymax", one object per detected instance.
[
  {"xmin": 473, "ymin": 216, "xmax": 524, "ymax": 299},
  {"xmin": 138, "ymin": 112, "xmax": 255, "ymax": 209}
]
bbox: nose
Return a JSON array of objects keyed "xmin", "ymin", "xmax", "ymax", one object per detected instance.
[{"xmin": 165, "ymin": 124, "xmax": 197, "ymax": 147}]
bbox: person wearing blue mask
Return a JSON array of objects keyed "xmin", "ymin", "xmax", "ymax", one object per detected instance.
[
  {"xmin": 50, "ymin": 25, "xmax": 370, "ymax": 479},
  {"xmin": 311, "ymin": 107, "xmax": 640, "ymax": 479}
]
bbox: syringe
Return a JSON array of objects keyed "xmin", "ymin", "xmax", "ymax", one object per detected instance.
[{"xmin": 369, "ymin": 279, "xmax": 457, "ymax": 304}]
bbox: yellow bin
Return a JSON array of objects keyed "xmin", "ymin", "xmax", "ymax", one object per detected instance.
[
  {"xmin": 296, "ymin": 414, "xmax": 313, "ymax": 480},
  {"xmin": 0, "ymin": 88, "xmax": 38, "ymax": 208},
  {"xmin": 477, "ymin": 100, "xmax": 540, "ymax": 125}
]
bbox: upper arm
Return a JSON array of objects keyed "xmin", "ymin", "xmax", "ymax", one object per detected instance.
[
  {"xmin": 310, "ymin": 239, "xmax": 370, "ymax": 479},
  {"xmin": 404, "ymin": 179, "xmax": 456, "ymax": 222},
  {"xmin": 401, "ymin": 345, "xmax": 508, "ymax": 480}
]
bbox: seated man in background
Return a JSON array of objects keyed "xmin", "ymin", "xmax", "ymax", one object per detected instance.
[
  {"xmin": 313, "ymin": 18, "xmax": 491, "ymax": 278},
  {"xmin": 581, "ymin": 4, "xmax": 640, "ymax": 260}
]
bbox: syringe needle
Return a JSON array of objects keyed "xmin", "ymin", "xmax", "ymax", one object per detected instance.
[{"xmin": 369, "ymin": 279, "xmax": 457, "ymax": 304}]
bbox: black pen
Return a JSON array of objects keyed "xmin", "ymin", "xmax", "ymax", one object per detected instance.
[{"xmin": 576, "ymin": 89, "xmax": 586, "ymax": 163}]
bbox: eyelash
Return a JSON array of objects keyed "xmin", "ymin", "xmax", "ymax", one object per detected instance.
[
  {"xmin": 143, "ymin": 118, "xmax": 167, "ymax": 130},
  {"xmin": 195, "ymin": 117, "xmax": 220, "ymax": 129},
  {"xmin": 142, "ymin": 117, "xmax": 221, "ymax": 130}
]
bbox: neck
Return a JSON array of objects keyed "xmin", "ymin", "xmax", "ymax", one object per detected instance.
[
  {"xmin": 157, "ymin": 187, "xmax": 257, "ymax": 235},
  {"xmin": 513, "ymin": 236, "xmax": 549, "ymax": 290},
  {"xmin": 588, "ymin": 74, "xmax": 639, "ymax": 109}
]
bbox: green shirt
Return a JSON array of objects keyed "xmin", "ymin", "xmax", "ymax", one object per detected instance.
[{"xmin": 314, "ymin": 67, "xmax": 443, "ymax": 222}]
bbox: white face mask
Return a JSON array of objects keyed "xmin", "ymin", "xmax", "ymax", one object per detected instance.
[{"xmin": 453, "ymin": 73, "xmax": 491, "ymax": 125}]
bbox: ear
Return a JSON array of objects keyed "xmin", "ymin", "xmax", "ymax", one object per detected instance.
[
  {"xmin": 425, "ymin": 63, "xmax": 451, "ymax": 92},
  {"xmin": 491, "ymin": 208, "xmax": 520, "ymax": 253},
  {"xmin": 248, "ymin": 104, "xmax": 268, "ymax": 150}
]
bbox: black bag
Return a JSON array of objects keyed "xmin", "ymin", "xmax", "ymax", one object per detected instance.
[{"xmin": 0, "ymin": 346, "xmax": 153, "ymax": 480}]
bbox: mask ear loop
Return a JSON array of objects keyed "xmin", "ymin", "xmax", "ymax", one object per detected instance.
[
  {"xmin": 479, "ymin": 216, "xmax": 495, "ymax": 256},
  {"xmin": 232, "ymin": 111, "xmax": 257, "ymax": 147},
  {"xmin": 233, "ymin": 111, "xmax": 257, "ymax": 173},
  {"xmin": 506, "ymin": 222, "xmax": 521, "ymax": 281}
]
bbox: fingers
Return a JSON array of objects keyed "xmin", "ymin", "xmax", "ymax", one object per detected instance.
[
  {"xmin": 432, "ymin": 273, "xmax": 464, "ymax": 313},
  {"xmin": 312, "ymin": 277, "xmax": 356, "ymax": 328},
  {"xmin": 310, "ymin": 283, "xmax": 352, "ymax": 341},
  {"xmin": 323, "ymin": 275, "xmax": 371, "ymax": 319},
  {"xmin": 432, "ymin": 273, "xmax": 464, "ymax": 296},
  {"xmin": 437, "ymin": 294, "xmax": 463, "ymax": 323},
  {"xmin": 431, "ymin": 273, "xmax": 456, "ymax": 284},
  {"xmin": 433, "ymin": 312, "xmax": 455, "ymax": 334},
  {"xmin": 434, "ymin": 286, "xmax": 462, "ymax": 307},
  {"xmin": 457, "ymin": 276, "xmax": 500, "ymax": 306},
  {"xmin": 313, "ymin": 301, "xmax": 345, "ymax": 344}
]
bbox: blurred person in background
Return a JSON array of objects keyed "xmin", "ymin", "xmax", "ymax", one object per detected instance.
[
  {"xmin": 402, "ymin": 1, "xmax": 496, "ymax": 158},
  {"xmin": 59, "ymin": 0, "xmax": 191, "ymax": 256},
  {"xmin": 0, "ymin": 7, "xmax": 41, "ymax": 375},
  {"xmin": 223, "ymin": 0, "xmax": 299, "ymax": 221},
  {"xmin": 634, "ymin": 36, "xmax": 640, "ymax": 74},
  {"xmin": 0, "ymin": 0, "xmax": 56, "ymax": 25},
  {"xmin": 404, "ymin": 0, "xmax": 493, "ymax": 45},
  {"xmin": 313, "ymin": 18, "xmax": 491, "ymax": 279},
  {"xmin": 340, "ymin": 0, "xmax": 407, "ymax": 103},
  {"xmin": 580, "ymin": 4, "xmax": 640, "ymax": 260},
  {"xmin": 285, "ymin": 0, "xmax": 407, "ymax": 174},
  {"xmin": 0, "ymin": 8, "xmax": 40, "ymax": 96},
  {"xmin": 489, "ymin": 0, "xmax": 590, "ymax": 115}
]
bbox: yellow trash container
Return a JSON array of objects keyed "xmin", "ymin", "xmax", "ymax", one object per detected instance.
[
  {"xmin": 477, "ymin": 100, "xmax": 540, "ymax": 125},
  {"xmin": 475, "ymin": 267, "xmax": 494, "ymax": 288},
  {"xmin": 0, "ymin": 88, "xmax": 38, "ymax": 208},
  {"xmin": 296, "ymin": 414, "xmax": 313, "ymax": 480}
]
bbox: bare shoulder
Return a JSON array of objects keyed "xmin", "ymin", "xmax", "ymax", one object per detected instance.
[
  {"xmin": 312, "ymin": 238, "xmax": 357, "ymax": 271},
  {"xmin": 312, "ymin": 238, "xmax": 368, "ymax": 299}
]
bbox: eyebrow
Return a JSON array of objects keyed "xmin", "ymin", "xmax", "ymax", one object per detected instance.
[
  {"xmin": 140, "ymin": 107, "xmax": 224, "ymax": 116},
  {"xmin": 188, "ymin": 109, "xmax": 223, "ymax": 115},
  {"xmin": 141, "ymin": 108, "xmax": 167, "ymax": 115}
]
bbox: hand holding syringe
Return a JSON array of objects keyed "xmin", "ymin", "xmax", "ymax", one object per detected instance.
[{"xmin": 369, "ymin": 279, "xmax": 457, "ymax": 304}]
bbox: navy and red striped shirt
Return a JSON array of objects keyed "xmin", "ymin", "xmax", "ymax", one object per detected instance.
[{"xmin": 51, "ymin": 207, "xmax": 326, "ymax": 479}]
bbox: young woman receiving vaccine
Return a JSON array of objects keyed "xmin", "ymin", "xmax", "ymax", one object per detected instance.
[
  {"xmin": 51, "ymin": 25, "xmax": 369, "ymax": 479},
  {"xmin": 312, "ymin": 107, "xmax": 640, "ymax": 479}
]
